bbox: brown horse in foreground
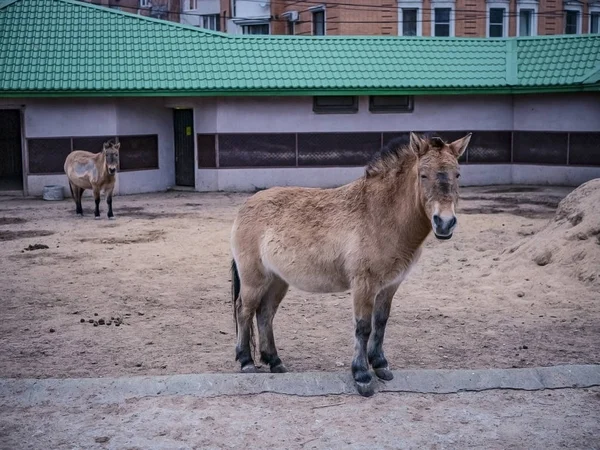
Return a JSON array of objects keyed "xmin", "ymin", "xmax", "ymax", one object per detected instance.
[
  {"xmin": 230, "ymin": 132, "xmax": 472, "ymax": 396},
  {"xmin": 64, "ymin": 140, "xmax": 120, "ymax": 219}
]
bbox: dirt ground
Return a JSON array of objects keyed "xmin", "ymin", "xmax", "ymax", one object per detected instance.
[
  {"xmin": 0, "ymin": 185, "xmax": 599, "ymax": 379},
  {"xmin": 2, "ymin": 388, "xmax": 599, "ymax": 450}
]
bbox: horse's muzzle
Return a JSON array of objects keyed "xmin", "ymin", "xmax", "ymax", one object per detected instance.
[
  {"xmin": 432, "ymin": 214, "xmax": 457, "ymax": 240},
  {"xmin": 108, "ymin": 168, "xmax": 116, "ymax": 175}
]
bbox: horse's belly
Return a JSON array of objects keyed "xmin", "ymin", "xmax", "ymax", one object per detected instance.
[{"xmin": 263, "ymin": 254, "xmax": 349, "ymax": 293}]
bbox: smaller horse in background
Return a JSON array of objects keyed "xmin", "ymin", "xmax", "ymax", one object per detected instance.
[{"xmin": 64, "ymin": 140, "xmax": 120, "ymax": 219}]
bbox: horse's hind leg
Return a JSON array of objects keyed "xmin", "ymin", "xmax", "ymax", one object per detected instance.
[
  {"xmin": 235, "ymin": 278, "xmax": 269, "ymax": 373},
  {"xmin": 70, "ymin": 182, "xmax": 84, "ymax": 216},
  {"xmin": 368, "ymin": 283, "xmax": 400, "ymax": 381},
  {"xmin": 256, "ymin": 277, "xmax": 289, "ymax": 373}
]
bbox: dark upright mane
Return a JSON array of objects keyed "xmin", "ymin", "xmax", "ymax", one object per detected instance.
[{"xmin": 365, "ymin": 136, "xmax": 418, "ymax": 178}]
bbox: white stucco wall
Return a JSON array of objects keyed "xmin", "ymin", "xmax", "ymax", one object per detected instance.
[
  {"xmin": 13, "ymin": 98, "xmax": 175, "ymax": 196},
  {"xmin": 513, "ymin": 93, "xmax": 600, "ymax": 131},
  {"xmin": 209, "ymin": 95, "xmax": 514, "ymax": 133}
]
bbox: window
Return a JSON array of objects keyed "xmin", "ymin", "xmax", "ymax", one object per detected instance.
[
  {"xmin": 369, "ymin": 96, "xmax": 414, "ymax": 113},
  {"xmin": 402, "ymin": 9, "xmax": 418, "ymax": 36},
  {"xmin": 140, "ymin": 0, "xmax": 151, "ymax": 8},
  {"xmin": 488, "ymin": 7, "xmax": 506, "ymax": 37},
  {"xmin": 590, "ymin": 11, "xmax": 600, "ymax": 33},
  {"xmin": 565, "ymin": 10, "xmax": 580, "ymax": 34},
  {"xmin": 434, "ymin": 8, "xmax": 451, "ymax": 36},
  {"xmin": 518, "ymin": 9, "xmax": 532, "ymax": 35},
  {"xmin": 313, "ymin": 96, "xmax": 358, "ymax": 114},
  {"xmin": 287, "ymin": 20, "xmax": 295, "ymax": 35},
  {"xmin": 312, "ymin": 8, "xmax": 325, "ymax": 36},
  {"xmin": 242, "ymin": 24, "xmax": 270, "ymax": 35},
  {"xmin": 200, "ymin": 14, "xmax": 220, "ymax": 31}
]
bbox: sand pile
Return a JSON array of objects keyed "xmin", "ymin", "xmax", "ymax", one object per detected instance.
[{"xmin": 503, "ymin": 179, "xmax": 600, "ymax": 286}]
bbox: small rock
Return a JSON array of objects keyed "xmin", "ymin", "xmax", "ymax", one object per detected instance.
[
  {"xmin": 522, "ymin": 345, "xmax": 529, "ymax": 349},
  {"xmin": 517, "ymin": 292, "xmax": 525, "ymax": 298},
  {"xmin": 88, "ymin": 319, "xmax": 94, "ymax": 324},
  {"xmin": 93, "ymin": 321, "xmax": 99, "ymax": 327},
  {"xmin": 115, "ymin": 323, "xmax": 120, "ymax": 327},
  {"xmin": 98, "ymin": 319, "xmax": 105, "ymax": 325},
  {"xmin": 80, "ymin": 318, "xmax": 85, "ymax": 323},
  {"xmin": 219, "ymin": 330, "xmax": 227, "ymax": 335},
  {"xmin": 161, "ymin": 365, "xmax": 167, "ymax": 369},
  {"xmin": 49, "ymin": 328, "xmax": 55, "ymax": 333},
  {"xmin": 94, "ymin": 313, "xmax": 98, "ymax": 316},
  {"xmin": 106, "ymin": 321, "xmax": 112, "ymax": 326},
  {"xmin": 137, "ymin": 312, "xmax": 144, "ymax": 316},
  {"xmin": 335, "ymin": 362, "xmax": 345, "ymax": 367},
  {"xmin": 135, "ymin": 363, "xmax": 142, "ymax": 367},
  {"xmin": 94, "ymin": 437, "xmax": 110, "ymax": 443}
]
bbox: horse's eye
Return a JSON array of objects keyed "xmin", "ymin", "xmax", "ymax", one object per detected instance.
[
  {"xmin": 456, "ymin": 173, "xmax": 461, "ymax": 179},
  {"xmin": 420, "ymin": 175, "xmax": 428, "ymax": 179}
]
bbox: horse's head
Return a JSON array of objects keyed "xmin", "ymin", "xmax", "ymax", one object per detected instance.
[
  {"xmin": 410, "ymin": 132, "xmax": 471, "ymax": 240},
  {"xmin": 102, "ymin": 141, "xmax": 120, "ymax": 176}
]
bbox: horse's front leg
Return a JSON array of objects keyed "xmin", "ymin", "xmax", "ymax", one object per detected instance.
[
  {"xmin": 368, "ymin": 283, "xmax": 400, "ymax": 381},
  {"xmin": 351, "ymin": 281, "xmax": 376, "ymax": 397},
  {"xmin": 93, "ymin": 187, "xmax": 101, "ymax": 219},
  {"xmin": 106, "ymin": 186, "xmax": 115, "ymax": 220}
]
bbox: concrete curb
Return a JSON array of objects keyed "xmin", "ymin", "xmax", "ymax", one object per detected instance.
[{"xmin": 1, "ymin": 365, "xmax": 599, "ymax": 406}]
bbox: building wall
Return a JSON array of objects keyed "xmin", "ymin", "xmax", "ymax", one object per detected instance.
[
  {"xmin": 0, "ymin": 98, "xmax": 175, "ymax": 196},
  {"xmin": 192, "ymin": 92, "xmax": 600, "ymax": 191}
]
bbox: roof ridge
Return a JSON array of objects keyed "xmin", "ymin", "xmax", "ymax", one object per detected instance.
[
  {"xmin": 581, "ymin": 63, "xmax": 600, "ymax": 84},
  {"xmin": 48, "ymin": 0, "xmax": 231, "ymax": 38},
  {"xmin": 0, "ymin": 0, "xmax": 20, "ymax": 10}
]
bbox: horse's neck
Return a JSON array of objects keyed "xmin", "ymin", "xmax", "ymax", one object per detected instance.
[
  {"xmin": 95, "ymin": 152, "xmax": 107, "ymax": 177},
  {"xmin": 364, "ymin": 171, "xmax": 431, "ymax": 251}
]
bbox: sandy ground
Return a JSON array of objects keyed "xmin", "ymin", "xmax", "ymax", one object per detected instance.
[
  {"xmin": 0, "ymin": 185, "xmax": 599, "ymax": 379},
  {"xmin": 1, "ymin": 388, "xmax": 599, "ymax": 449}
]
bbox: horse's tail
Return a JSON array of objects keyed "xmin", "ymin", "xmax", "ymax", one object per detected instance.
[{"xmin": 231, "ymin": 259, "xmax": 255, "ymax": 359}]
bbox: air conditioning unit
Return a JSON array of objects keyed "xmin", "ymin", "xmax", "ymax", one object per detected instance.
[{"xmin": 287, "ymin": 11, "xmax": 299, "ymax": 22}]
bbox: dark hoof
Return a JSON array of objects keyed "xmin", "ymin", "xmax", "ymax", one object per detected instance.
[
  {"xmin": 270, "ymin": 363, "xmax": 288, "ymax": 374},
  {"xmin": 355, "ymin": 380, "xmax": 375, "ymax": 397},
  {"xmin": 241, "ymin": 364, "xmax": 258, "ymax": 373},
  {"xmin": 374, "ymin": 367, "xmax": 394, "ymax": 381}
]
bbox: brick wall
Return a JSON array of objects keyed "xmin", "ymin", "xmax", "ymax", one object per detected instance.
[{"xmin": 539, "ymin": 0, "xmax": 564, "ymax": 35}]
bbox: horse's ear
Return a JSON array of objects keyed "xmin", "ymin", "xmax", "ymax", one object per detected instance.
[
  {"xmin": 113, "ymin": 142, "xmax": 121, "ymax": 151},
  {"xmin": 409, "ymin": 132, "xmax": 427, "ymax": 157},
  {"xmin": 449, "ymin": 133, "xmax": 472, "ymax": 159}
]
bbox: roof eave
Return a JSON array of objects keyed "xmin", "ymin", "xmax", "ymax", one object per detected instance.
[{"xmin": 0, "ymin": 84, "xmax": 598, "ymax": 98}]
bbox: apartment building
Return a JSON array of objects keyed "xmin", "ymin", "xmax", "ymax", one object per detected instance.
[
  {"xmin": 82, "ymin": 0, "xmax": 181, "ymax": 22},
  {"xmin": 177, "ymin": 0, "xmax": 600, "ymax": 37},
  {"xmin": 80, "ymin": 1, "xmax": 599, "ymax": 36}
]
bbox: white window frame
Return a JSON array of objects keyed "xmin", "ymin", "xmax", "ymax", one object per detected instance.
[
  {"xmin": 309, "ymin": 5, "xmax": 326, "ymax": 36},
  {"xmin": 281, "ymin": 11, "xmax": 299, "ymax": 35},
  {"xmin": 486, "ymin": 0, "xmax": 509, "ymax": 38},
  {"xmin": 516, "ymin": 0, "xmax": 538, "ymax": 36},
  {"xmin": 589, "ymin": 3, "xmax": 600, "ymax": 33},
  {"xmin": 398, "ymin": 1, "xmax": 423, "ymax": 36},
  {"xmin": 140, "ymin": 0, "xmax": 151, "ymax": 9},
  {"xmin": 200, "ymin": 14, "xmax": 220, "ymax": 31},
  {"xmin": 564, "ymin": 1, "xmax": 583, "ymax": 34},
  {"xmin": 431, "ymin": 0, "xmax": 455, "ymax": 37}
]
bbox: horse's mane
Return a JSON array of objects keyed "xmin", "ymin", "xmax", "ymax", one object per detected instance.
[{"xmin": 365, "ymin": 135, "xmax": 447, "ymax": 178}]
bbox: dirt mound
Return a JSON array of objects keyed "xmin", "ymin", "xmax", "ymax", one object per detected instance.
[{"xmin": 504, "ymin": 179, "xmax": 600, "ymax": 286}]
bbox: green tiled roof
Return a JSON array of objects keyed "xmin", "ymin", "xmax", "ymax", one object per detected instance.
[{"xmin": 1, "ymin": 0, "xmax": 599, "ymax": 97}]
